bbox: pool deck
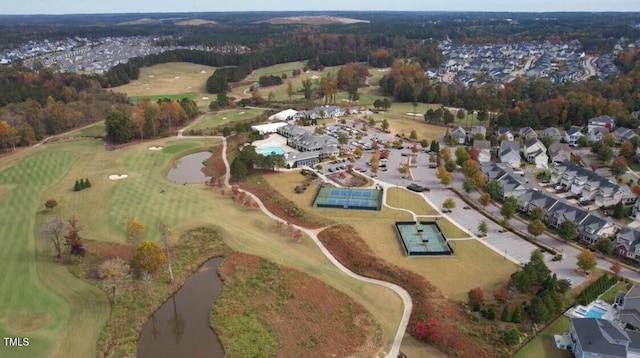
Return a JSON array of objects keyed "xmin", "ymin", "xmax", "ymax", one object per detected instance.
[
  {"xmin": 564, "ymin": 300, "xmax": 615, "ymax": 321},
  {"xmin": 252, "ymin": 134, "xmax": 298, "ymax": 154}
]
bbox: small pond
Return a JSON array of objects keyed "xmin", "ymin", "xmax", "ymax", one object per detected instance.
[
  {"xmin": 166, "ymin": 151, "xmax": 212, "ymax": 184},
  {"xmin": 137, "ymin": 257, "xmax": 224, "ymax": 358}
]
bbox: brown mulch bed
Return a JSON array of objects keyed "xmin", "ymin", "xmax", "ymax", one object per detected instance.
[
  {"xmin": 317, "ymin": 225, "xmax": 507, "ymax": 358},
  {"xmin": 327, "ymin": 171, "xmax": 369, "ymax": 187},
  {"xmin": 215, "ymin": 252, "xmax": 384, "ymax": 358},
  {"xmin": 202, "ymin": 144, "xmax": 227, "ymax": 178},
  {"xmin": 84, "ymin": 240, "xmax": 134, "ymax": 261}
]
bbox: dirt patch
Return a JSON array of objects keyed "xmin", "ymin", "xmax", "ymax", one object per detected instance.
[
  {"xmin": 6, "ymin": 312, "xmax": 49, "ymax": 332},
  {"xmin": 213, "ymin": 253, "xmax": 384, "ymax": 358},
  {"xmin": 317, "ymin": 225, "xmax": 502, "ymax": 358},
  {"xmin": 327, "ymin": 171, "xmax": 369, "ymax": 187},
  {"xmin": 84, "ymin": 240, "xmax": 134, "ymax": 261}
]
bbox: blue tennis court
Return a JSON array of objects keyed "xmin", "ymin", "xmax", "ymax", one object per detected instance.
[
  {"xmin": 395, "ymin": 221, "xmax": 454, "ymax": 256},
  {"xmin": 313, "ymin": 185, "xmax": 382, "ymax": 211}
]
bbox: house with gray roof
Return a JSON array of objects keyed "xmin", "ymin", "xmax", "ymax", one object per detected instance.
[
  {"xmin": 615, "ymin": 228, "xmax": 640, "ymax": 262},
  {"xmin": 634, "ymin": 199, "xmax": 640, "ymax": 222},
  {"xmin": 499, "ymin": 140, "xmax": 521, "ymax": 168},
  {"xmin": 587, "ymin": 115, "xmax": 616, "ymax": 132},
  {"xmin": 615, "ymin": 283, "xmax": 640, "ymax": 330},
  {"xmin": 450, "ymin": 126, "xmax": 467, "ymax": 144},
  {"xmin": 587, "ymin": 127, "xmax": 610, "ymax": 143},
  {"xmin": 519, "ymin": 126, "xmax": 538, "ymax": 141},
  {"xmin": 565, "ymin": 128, "xmax": 585, "ymax": 147},
  {"xmin": 548, "ymin": 143, "xmax": 572, "ymax": 163},
  {"xmin": 523, "ymin": 138, "xmax": 548, "ymax": 168},
  {"xmin": 596, "ymin": 185, "xmax": 635, "ymax": 208},
  {"xmin": 543, "ymin": 127, "xmax": 562, "ymax": 142},
  {"xmin": 276, "ymin": 125, "xmax": 339, "ymax": 167},
  {"xmin": 497, "ymin": 127, "xmax": 514, "ymax": 141},
  {"xmin": 516, "ymin": 189, "xmax": 559, "ymax": 215},
  {"xmin": 544, "ymin": 201, "xmax": 589, "ymax": 230},
  {"xmin": 473, "ymin": 140, "xmax": 491, "ymax": 163},
  {"xmin": 569, "ymin": 318, "xmax": 634, "ymax": 358},
  {"xmin": 577, "ymin": 214, "xmax": 617, "ymax": 245},
  {"xmin": 470, "ymin": 126, "xmax": 487, "ymax": 139},
  {"xmin": 613, "ymin": 127, "xmax": 638, "ymax": 144}
]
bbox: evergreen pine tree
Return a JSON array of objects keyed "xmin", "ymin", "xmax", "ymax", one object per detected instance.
[
  {"xmin": 74, "ymin": 180, "xmax": 81, "ymax": 191},
  {"xmin": 79, "ymin": 178, "xmax": 86, "ymax": 190},
  {"xmin": 501, "ymin": 305, "xmax": 511, "ymax": 322},
  {"xmin": 511, "ymin": 304, "xmax": 523, "ymax": 323},
  {"xmin": 85, "ymin": 178, "xmax": 92, "ymax": 188}
]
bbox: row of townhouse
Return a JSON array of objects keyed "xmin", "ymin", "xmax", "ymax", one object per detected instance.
[
  {"xmin": 482, "ymin": 163, "xmax": 620, "ymax": 245},
  {"xmin": 551, "ymin": 160, "xmax": 636, "ymax": 208}
]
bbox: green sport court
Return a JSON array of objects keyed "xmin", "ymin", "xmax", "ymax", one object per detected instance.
[
  {"xmin": 395, "ymin": 221, "xmax": 454, "ymax": 256},
  {"xmin": 312, "ymin": 185, "xmax": 383, "ymax": 211}
]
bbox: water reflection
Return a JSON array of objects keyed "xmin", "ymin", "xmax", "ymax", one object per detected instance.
[{"xmin": 137, "ymin": 257, "xmax": 224, "ymax": 358}]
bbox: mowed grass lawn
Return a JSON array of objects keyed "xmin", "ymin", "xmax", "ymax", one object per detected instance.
[
  {"xmin": 0, "ymin": 150, "xmax": 108, "ymax": 358},
  {"xmin": 112, "ymin": 62, "xmax": 216, "ymax": 106},
  {"xmin": 262, "ymin": 171, "xmax": 516, "ymax": 301},
  {"xmin": 514, "ymin": 316, "xmax": 571, "ymax": 358},
  {"xmin": 29, "ymin": 137, "xmax": 404, "ymax": 354},
  {"xmin": 59, "ymin": 122, "xmax": 105, "ymax": 138},
  {"xmin": 189, "ymin": 108, "xmax": 264, "ymax": 132}
]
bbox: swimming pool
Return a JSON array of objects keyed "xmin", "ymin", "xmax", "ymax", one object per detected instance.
[
  {"xmin": 255, "ymin": 146, "xmax": 286, "ymax": 156},
  {"xmin": 585, "ymin": 306, "xmax": 607, "ymax": 319}
]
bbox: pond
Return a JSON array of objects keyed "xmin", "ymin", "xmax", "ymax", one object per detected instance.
[
  {"xmin": 137, "ymin": 257, "xmax": 224, "ymax": 358},
  {"xmin": 166, "ymin": 151, "xmax": 212, "ymax": 184}
]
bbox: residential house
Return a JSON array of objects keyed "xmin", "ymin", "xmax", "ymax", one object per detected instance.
[
  {"xmin": 497, "ymin": 127, "xmax": 514, "ymax": 141},
  {"xmin": 450, "ymin": 126, "xmax": 467, "ymax": 144},
  {"xmin": 587, "ymin": 127, "xmax": 610, "ymax": 143},
  {"xmin": 615, "ymin": 283, "xmax": 640, "ymax": 329},
  {"xmin": 577, "ymin": 214, "xmax": 617, "ymax": 245},
  {"xmin": 595, "ymin": 185, "xmax": 636, "ymax": 208},
  {"xmin": 543, "ymin": 127, "xmax": 562, "ymax": 142},
  {"xmin": 544, "ymin": 201, "xmax": 589, "ymax": 229},
  {"xmin": 550, "ymin": 160, "xmax": 575, "ymax": 184},
  {"xmin": 613, "ymin": 127, "xmax": 638, "ymax": 145},
  {"xmin": 587, "ymin": 114, "xmax": 616, "ymax": 132},
  {"xmin": 615, "ymin": 228, "xmax": 640, "ymax": 262},
  {"xmin": 572, "ymin": 171, "xmax": 608, "ymax": 199},
  {"xmin": 473, "ymin": 140, "xmax": 492, "ymax": 163},
  {"xmin": 569, "ymin": 318, "xmax": 635, "ymax": 358},
  {"xmin": 565, "ymin": 128, "xmax": 585, "ymax": 147},
  {"xmin": 497, "ymin": 174, "xmax": 528, "ymax": 200},
  {"xmin": 498, "ymin": 140, "xmax": 521, "ymax": 168},
  {"xmin": 522, "ymin": 138, "xmax": 548, "ymax": 168},
  {"xmin": 548, "ymin": 143, "xmax": 572, "ymax": 164},
  {"xmin": 519, "ymin": 126, "xmax": 538, "ymax": 141},
  {"xmin": 481, "ymin": 162, "xmax": 508, "ymax": 182},
  {"xmin": 470, "ymin": 126, "xmax": 487, "ymax": 140},
  {"xmin": 516, "ymin": 189, "xmax": 558, "ymax": 215}
]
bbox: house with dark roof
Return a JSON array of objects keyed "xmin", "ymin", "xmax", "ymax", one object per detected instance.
[
  {"xmin": 516, "ymin": 189, "xmax": 559, "ymax": 215},
  {"xmin": 569, "ymin": 318, "xmax": 634, "ymax": 358},
  {"xmin": 565, "ymin": 128, "xmax": 585, "ymax": 147},
  {"xmin": 519, "ymin": 126, "xmax": 538, "ymax": 141},
  {"xmin": 497, "ymin": 127, "xmax": 514, "ymax": 141},
  {"xmin": 615, "ymin": 283, "xmax": 640, "ymax": 329},
  {"xmin": 499, "ymin": 140, "xmax": 521, "ymax": 168},
  {"xmin": 470, "ymin": 126, "xmax": 487, "ymax": 139},
  {"xmin": 543, "ymin": 127, "xmax": 562, "ymax": 142},
  {"xmin": 615, "ymin": 228, "xmax": 640, "ymax": 262},
  {"xmin": 577, "ymin": 214, "xmax": 617, "ymax": 244},
  {"xmin": 613, "ymin": 127, "xmax": 638, "ymax": 145},
  {"xmin": 473, "ymin": 140, "xmax": 491, "ymax": 163},
  {"xmin": 548, "ymin": 143, "xmax": 572, "ymax": 163},
  {"xmin": 587, "ymin": 115, "xmax": 616, "ymax": 132},
  {"xmin": 596, "ymin": 185, "xmax": 635, "ymax": 208},
  {"xmin": 450, "ymin": 125, "xmax": 467, "ymax": 144},
  {"xmin": 634, "ymin": 199, "xmax": 640, "ymax": 221},
  {"xmin": 276, "ymin": 125, "xmax": 339, "ymax": 167}
]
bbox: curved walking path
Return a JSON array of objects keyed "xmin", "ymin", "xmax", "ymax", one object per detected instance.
[{"xmin": 179, "ymin": 134, "xmax": 412, "ymax": 358}]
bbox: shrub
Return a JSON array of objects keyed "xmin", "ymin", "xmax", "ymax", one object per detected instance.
[{"xmin": 131, "ymin": 241, "xmax": 166, "ymax": 274}]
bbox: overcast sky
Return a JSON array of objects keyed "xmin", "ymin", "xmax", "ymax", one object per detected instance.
[{"xmin": 1, "ymin": 0, "xmax": 638, "ymax": 15}]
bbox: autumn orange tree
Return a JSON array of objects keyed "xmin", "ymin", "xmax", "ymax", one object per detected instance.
[{"xmin": 131, "ymin": 241, "xmax": 166, "ymax": 274}]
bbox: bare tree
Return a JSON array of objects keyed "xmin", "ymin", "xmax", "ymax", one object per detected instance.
[
  {"xmin": 97, "ymin": 257, "xmax": 131, "ymax": 304},
  {"xmin": 40, "ymin": 217, "xmax": 66, "ymax": 259}
]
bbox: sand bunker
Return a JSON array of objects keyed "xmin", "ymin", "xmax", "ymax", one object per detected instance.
[
  {"xmin": 148, "ymin": 75, "xmax": 155, "ymax": 78},
  {"xmin": 200, "ymin": 70, "xmax": 207, "ymax": 74},
  {"xmin": 202, "ymin": 96, "xmax": 209, "ymax": 100},
  {"xmin": 239, "ymin": 111, "xmax": 245, "ymax": 114},
  {"xmin": 186, "ymin": 86, "xmax": 193, "ymax": 89},
  {"xmin": 148, "ymin": 146, "xmax": 163, "ymax": 151},
  {"xmin": 311, "ymin": 75, "xmax": 320, "ymax": 79},
  {"xmin": 108, "ymin": 174, "xmax": 129, "ymax": 180},
  {"xmin": 406, "ymin": 112, "xmax": 422, "ymax": 116},
  {"xmin": 222, "ymin": 117, "xmax": 228, "ymax": 120},
  {"xmin": 174, "ymin": 76, "xmax": 181, "ymax": 80}
]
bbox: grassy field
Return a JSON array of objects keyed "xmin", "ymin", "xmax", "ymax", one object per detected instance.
[
  {"xmin": 600, "ymin": 281, "xmax": 629, "ymax": 304},
  {"xmin": 385, "ymin": 188, "xmax": 438, "ymax": 215},
  {"xmin": 513, "ymin": 316, "xmax": 571, "ymax": 358},
  {"xmin": 188, "ymin": 108, "xmax": 264, "ymax": 132},
  {"xmin": 261, "ymin": 170, "xmax": 517, "ymax": 301},
  {"xmin": 59, "ymin": 122, "xmax": 105, "ymax": 138},
  {"xmin": 128, "ymin": 93, "xmax": 198, "ymax": 102},
  {"xmin": 3, "ymin": 136, "xmax": 405, "ymax": 356},
  {"xmin": 0, "ymin": 150, "xmax": 109, "ymax": 358},
  {"xmin": 111, "ymin": 62, "xmax": 216, "ymax": 107}
]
